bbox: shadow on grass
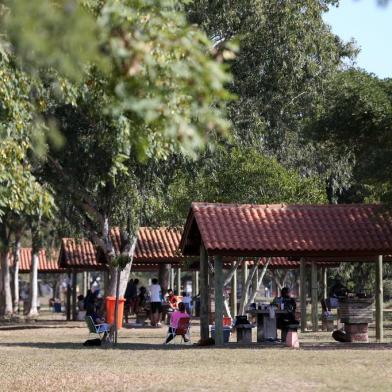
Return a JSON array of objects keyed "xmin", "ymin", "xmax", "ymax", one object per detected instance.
[{"xmin": 1, "ymin": 341, "xmax": 392, "ymax": 351}]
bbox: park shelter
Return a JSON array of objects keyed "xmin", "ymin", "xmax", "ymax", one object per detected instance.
[
  {"xmin": 9, "ymin": 248, "xmax": 63, "ymax": 273},
  {"xmin": 59, "ymin": 227, "xmax": 184, "ymax": 270},
  {"xmin": 59, "ymin": 227, "xmax": 187, "ymax": 319},
  {"xmin": 180, "ymin": 202, "xmax": 392, "ymax": 345}
]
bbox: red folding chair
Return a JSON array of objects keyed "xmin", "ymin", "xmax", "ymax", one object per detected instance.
[{"xmin": 166, "ymin": 317, "xmax": 191, "ymax": 344}]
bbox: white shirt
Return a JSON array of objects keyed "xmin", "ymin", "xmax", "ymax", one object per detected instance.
[{"xmin": 149, "ymin": 284, "xmax": 162, "ymax": 302}]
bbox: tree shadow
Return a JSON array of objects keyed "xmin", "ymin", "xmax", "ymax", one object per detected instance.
[{"xmin": 1, "ymin": 341, "xmax": 391, "ymax": 351}]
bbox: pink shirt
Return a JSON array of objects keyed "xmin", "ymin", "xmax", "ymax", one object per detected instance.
[{"xmin": 170, "ymin": 311, "xmax": 190, "ymax": 329}]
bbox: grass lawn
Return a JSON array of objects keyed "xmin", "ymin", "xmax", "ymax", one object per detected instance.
[{"xmin": 1, "ymin": 318, "xmax": 392, "ymax": 392}]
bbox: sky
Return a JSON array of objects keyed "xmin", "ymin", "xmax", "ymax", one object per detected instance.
[{"xmin": 323, "ymin": 0, "xmax": 392, "ymax": 78}]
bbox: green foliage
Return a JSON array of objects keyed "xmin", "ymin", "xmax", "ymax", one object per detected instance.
[
  {"xmin": 159, "ymin": 145, "xmax": 326, "ymax": 225},
  {"xmin": 1, "ymin": 0, "xmax": 105, "ymax": 81},
  {"xmin": 2, "ymin": 0, "xmax": 233, "ymax": 159},
  {"xmin": 187, "ymin": 0, "xmax": 356, "ymax": 151},
  {"xmin": 186, "ymin": 0, "xmax": 359, "ymax": 204},
  {"xmin": 308, "ymin": 69, "xmax": 392, "ymax": 203},
  {"xmin": 383, "ymin": 280, "xmax": 392, "ymax": 301},
  {"xmin": 0, "ymin": 57, "xmax": 55, "ymax": 223}
]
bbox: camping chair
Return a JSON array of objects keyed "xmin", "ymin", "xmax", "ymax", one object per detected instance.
[
  {"xmin": 85, "ymin": 316, "xmax": 113, "ymax": 343},
  {"xmin": 166, "ymin": 317, "xmax": 191, "ymax": 344}
]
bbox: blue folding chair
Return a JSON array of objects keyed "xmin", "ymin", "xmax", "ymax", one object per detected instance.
[{"xmin": 85, "ymin": 316, "xmax": 112, "ymax": 342}]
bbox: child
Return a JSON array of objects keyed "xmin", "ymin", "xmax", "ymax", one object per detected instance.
[{"xmin": 181, "ymin": 291, "xmax": 192, "ymax": 315}]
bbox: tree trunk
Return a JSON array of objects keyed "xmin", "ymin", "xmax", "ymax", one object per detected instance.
[
  {"xmin": 246, "ymin": 259, "xmax": 270, "ymax": 307},
  {"xmin": 224, "ymin": 259, "xmax": 241, "ymax": 287},
  {"xmin": 159, "ymin": 263, "xmax": 170, "ymax": 295},
  {"xmin": 0, "ymin": 262, "xmax": 3, "ymax": 315},
  {"xmin": 0, "ymin": 251, "xmax": 13, "ymax": 316},
  {"xmin": 270, "ymin": 270, "xmax": 289, "ymax": 295},
  {"xmin": 224, "ymin": 298, "xmax": 232, "ymax": 318},
  {"xmin": 11, "ymin": 237, "xmax": 21, "ymax": 313},
  {"xmin": 28, "ymin": 250, "xmax": 39, "ymax": 317},
  {"xmin": 238, "ymin": 261, "xmax": 258, "ymax": 315},
  {"xmin": 108, "ymin": 262, "xmax": 134, "ymax": 297},
  {"xmin": 113, "ymin": 233, "xmax": 137, "ymax": 345}
]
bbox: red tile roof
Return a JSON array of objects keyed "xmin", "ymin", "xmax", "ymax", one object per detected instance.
[
  {"xmin": 112, "ymin": 227, "xmax": 183, "ymax": 262},
  {"xmin": 180, "ymin": 202, "xmax": 392, "ymax": 257},
  {"xmin": 59, "ymin": 227, "xmax": 184, "ymax": 269},
  {"xmin": 59, "ymin": 238, "xmax": 103, "ymax": 270},
  {"xmin": 8, "ymin": 248, "xmax": 63, "ymax": 272}
]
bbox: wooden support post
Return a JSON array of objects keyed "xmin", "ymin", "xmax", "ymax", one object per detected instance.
[
  {"xmin": 311, "ymin": 261, "xmax": 318, "ymax": 332},
  {"xmin": 231, "ymin": 265, "xmax": 237, "ymax": 319},
  {"xmin": 192, "ymin": 271, "xmax": 197, "ymax": 297},
  {"xmin": 71, "ymin": 271, "xmax": 77, "ymax": 321},
  {"xmin": 191, "ymin": 271, "xmax": 197, "ymax": 316},
  {"xmin": 252, "ymin": 268, "xmax": 258, "ymax": 299},
  {"xmin": 177, "ymin": 268, "xmax": 181, "ymax": 294},
  {"xmin": 376, "ymin": 255, "xmax": 383, "ymax": 343},
  {"xmin": 195, "ymin": 271, "xmax": 199, "ymax": 295},
  {"xmin": 87, "ymin": 272, "xmax": 90, "ymax": 292},
  {"xmin": 300, "ymin": 259, "xmax": 306, "ymax": 333},
  {"xmin": 200, "ymin": 245, "xmax": 209, "ymax": 340},
  {"xmin": 82, "ymin": 271, "xmax": 87, "ymax": 296},
  {"xmin": 322, "ymin": 267, "xmax": 327, "ymax": 300},
  {"xmin": 214, "ymin": 255, "xmax": 224, "ymax": 345},
  {"xmin": 242, "ymin": 261, "xmax": 248, "ymax": 307},
  {"xmin": 170, "ymin": 268, "xmax": 175, "ymax": 290},
  {"xmin": 66, "ymin": 272, "xmax": 71, "ymax": 321}
]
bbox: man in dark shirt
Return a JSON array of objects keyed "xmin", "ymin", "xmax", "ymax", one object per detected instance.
[
  {"xmin": 124, "ymin": 279, "xmax": 139, "ymax": 323},
  {"xmin": 274, "ymin": 287, "xmax": 298, "ymax": 341}
]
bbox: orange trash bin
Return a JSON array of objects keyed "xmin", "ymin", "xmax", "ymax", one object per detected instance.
[{"xmin": 105, "ymin": 296, "xmax": 125, "ymax": 329}]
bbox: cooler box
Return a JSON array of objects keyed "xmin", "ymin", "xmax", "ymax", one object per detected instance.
[
  {"xmin": 106, "ymin": 296, "xmax": 125, "ymax": 329},
  {"xmin": 210, "ymin": 326, "xmax": 231, "ymax": 343}
]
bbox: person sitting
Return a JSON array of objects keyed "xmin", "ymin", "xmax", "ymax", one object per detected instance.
[
  {"xmin": 164, "ymin": 302, "xmax": 190, "ymax": 344},
  {"xmin": 135, "ymin": 287, "xmax": 148, "ymax": 313},
  {"xmin": 84, "ymin": 290, "xmax": 96, "ymax": 316},
  {"xmin": 77, "ymin": 294, "xmax": 85, "ymax": 311},
  {"xmin": 321, "ymin": 278, "xmax": 348, "ymax": 315},
  {"xmin": 76, "ymin": 294, "xmax": 86, "ymax": 321},
  {"xmin": 166, "ymin": 289, "xmax": 178, "ymax": 311},
  {"xmin": 272, "ymin": 287, "xmax": 299, "ymax": 341}
]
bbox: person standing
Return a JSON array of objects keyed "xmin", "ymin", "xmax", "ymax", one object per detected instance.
[
  {"xmin": 124, "ymin": 279, "xmax": 139, "ymax": 323},
  {"xmin": 149, "ymin": 278, "xmax": 162, "ymax": 327},
  {"xmin": 181, "ymin": 291, "xmax": 192, "ymax": 315}
]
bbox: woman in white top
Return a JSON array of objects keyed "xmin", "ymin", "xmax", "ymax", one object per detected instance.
[{"xmin": 149, "ymin": 278, "xmax": 162, "ymax": 327}]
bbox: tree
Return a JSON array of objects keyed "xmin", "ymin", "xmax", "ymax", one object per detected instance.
[
  {"xmin": 0, "ymin": 55, "xmax": 55, "ymax": 317},
  {"xmin": 159, "ymin": 145, "xmax": 327, "ymax": 226},
  {"xmin": 186, "ymin": 1, "xmax": 359, "ymax": 204},
  {"xmin": 187, "ymin": 0, "xmax": 356, "ymax": 153},
  {"xmin": 1, "ymin": 0, "xmax": 234, "ymax": 301},
  {"xmin": 307, "ymin": 69, "xmax": 392, "ymax": 204}
]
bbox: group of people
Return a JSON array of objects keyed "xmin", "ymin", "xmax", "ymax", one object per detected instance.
[
  {"xmin": 124, "ymin": 278, "xmax": 193, "ymax": 327},
  {"xmin": 124, "ymin": 277, "xmax": 191, "ymax": 343}
]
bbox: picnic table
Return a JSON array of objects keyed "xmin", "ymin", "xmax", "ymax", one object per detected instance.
[{"xmin": 246, "ymin": 309, "xmax": 290, "ymax": 342}]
